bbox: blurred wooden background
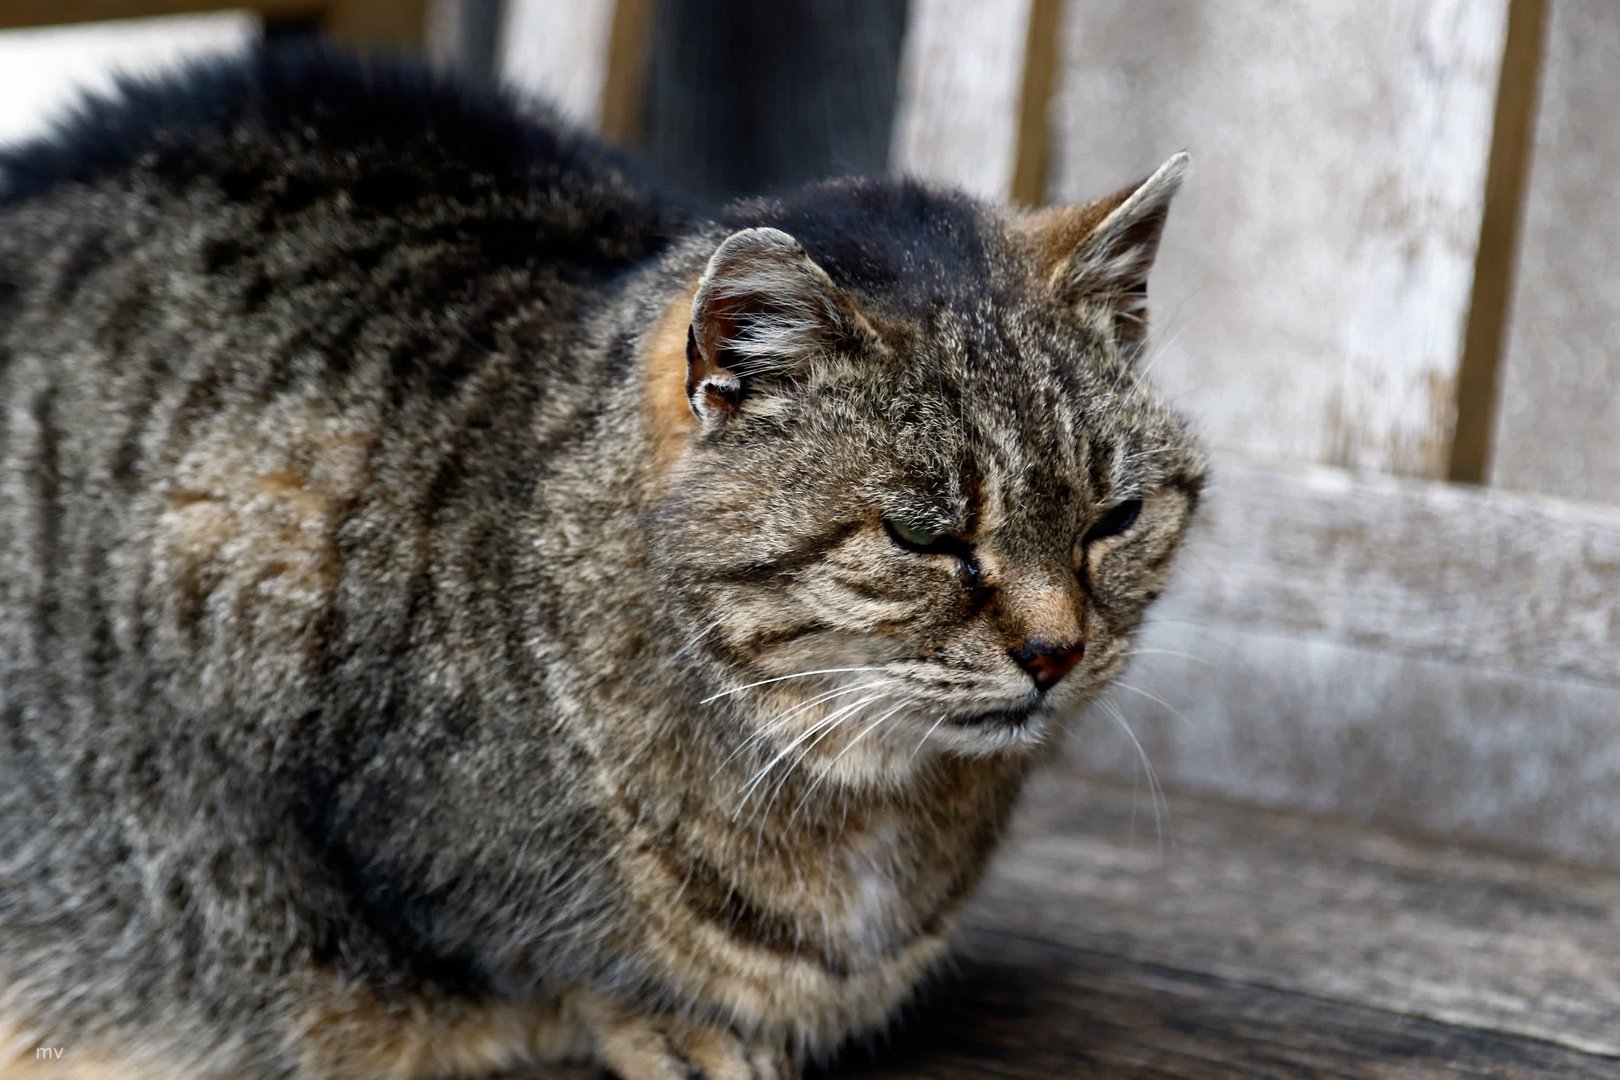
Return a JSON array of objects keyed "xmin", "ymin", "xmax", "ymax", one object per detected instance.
[{"xmin": 2, "ymin": 1, "xmax": 1616, "ymax": 871}]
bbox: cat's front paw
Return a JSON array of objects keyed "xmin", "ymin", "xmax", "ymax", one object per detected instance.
[{"xmin": 572, "ymin": 993, "xmax": 798, "ymax": 1080}]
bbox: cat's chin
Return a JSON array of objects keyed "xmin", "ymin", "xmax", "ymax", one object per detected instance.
[
  {"xmin": 929, "ymin": 706, "xmax": 1053, "ymax": 758},
  {"xmin": 802, "ymin": 705, "xmax": 1051, "ymax": 790},
  {"xmin": 954, "ymin": 702, "xmax": 1040, "ymax": 728}
]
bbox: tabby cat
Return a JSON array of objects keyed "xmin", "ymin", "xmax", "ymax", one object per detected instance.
[{"xmin": 0, "ymin": 48, "xmax": 1204, "ymax": 1080}]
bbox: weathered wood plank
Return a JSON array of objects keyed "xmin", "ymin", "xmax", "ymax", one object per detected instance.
[
  {"xmin": 1490, "ymin": 0, "xmax": 1620, "ymax": 503},
  {"xmin": 890, "ymin": 0, "xmax": 1036, "ymax": 201},
  {"xmin": 1096, "ymin": 456, "xmax": 1620, "ymax": 863},
  {"xmin": 1050, "ymin": 1, "xmax": 1509, "ymax": 477},
  {"xmin": 496, "ymin": 0, "xmax": 619, "ymax": 127},
  {"xmin": 826, "ymin": 934, "xmax": 1620, "ymax": 1079},
  {"xmin": 1165, "ymin": 457, "xmax": 1620, "ymax": 687},
  {"xmin": 1075, "ymin": 618, "xmax": 1620, "ymax": 867},
  {"xmin": 975, "ymin": 773, "xmax": 1620, "ymax": 1058}
]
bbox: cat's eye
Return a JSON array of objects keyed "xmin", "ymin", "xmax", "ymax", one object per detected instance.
[
  {"xmin": 1084, "ymin": 498, "xmax": 1143, "ymax": 544},
  {"xmin": 884, "ymin": 518, "xmax": 949, "ymax": 553},
  {"xmin": 883, "ymin": 518, "xmax": 981, "ymax": 580}
]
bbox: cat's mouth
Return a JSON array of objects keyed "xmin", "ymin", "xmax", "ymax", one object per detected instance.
[{"xmin": 954, "ymin": 702, "xmax": 1040, "ymax": 728}]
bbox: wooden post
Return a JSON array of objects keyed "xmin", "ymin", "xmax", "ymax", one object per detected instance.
[
  {"xmin": 598, "ymin": 0, "xmax": 652, "ymax": 146},
  {"xmin": 1449, "ymin": 0, "xmax": 1550, "ymax": 484},
  {"xmin": 322, "ymin": 0, "xmax": 430, "ymax": 50},
  {"xmin": 1010, "ymin": 0, "xmax": 1061, "ymax": 206}
]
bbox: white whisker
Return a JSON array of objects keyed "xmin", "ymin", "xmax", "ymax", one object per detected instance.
[
  {"xmin": 909, "ymin": 712, "xmax": 950, "ymax": 760},
  {"xmin": 734, "ymin": 694, "xmax": 882, "ymax": 815},
  {"xmin": 711, "ymin": 680, "xmax": 888, "ymax": 776},
  {"xmin": 700, "ymin": 667, "xmax": 884, "ymax": 703},
  {"xmin": 1111, "ymin": 679, "xmax": 1191, "ymax": 726},
  {"xmin": 663, "ymin": 618, "xmax": 723, "ymax": 667},
  {"xmin": 1098, "ymin": 695, "xmax": 1171, "ymax": 857},
  {"xmin": 1113, "ymin": 280, "xmax": 1212, "ymax": 396},
  {"xmin": 1128, "ymin": 319, "xmax": 1190, "ymax": 394},
  {"xmin": 788, "ymin": 700, "xmax": 910, "ymax": 825},
  {"xmin": 1123, "ymin": 647, "xmax": 1212, "ymax": 667},
  {"xmin": 756, "ymin": 693, "xmax": 891, "ymax": 832},
  {"xmin": 1136, "ymin": 616, "xmax": 1230, "ymax": 648}
]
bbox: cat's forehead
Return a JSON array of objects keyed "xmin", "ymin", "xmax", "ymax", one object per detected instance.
[
  {"xmin": 921, "ymin": 291, "xmax": 1119, "ymax": 389},
  {"xmin": 851, "ymin": 313, "xmax": 1200, "ymax": 566},
  {"xmin": 880, "ymin": 298, "xmax": 1137, "ymax": 456},
  {"xmin": 864, "ymin": 338, "xmax": 1152, "ymax": 528}
]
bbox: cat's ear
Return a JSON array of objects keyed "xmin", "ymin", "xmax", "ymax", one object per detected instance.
[
  {"xmin": 1013, "ymin": 151, "xmax": 1188, "ymax": 344},
  {"xmin": 686, "ymin": 227, "xmax": 864, "ymax": 424}
]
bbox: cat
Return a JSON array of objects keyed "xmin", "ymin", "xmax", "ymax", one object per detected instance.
[{"xmin": 0, "ymin": 46, "xmax": 1204, "ymax": 1080}]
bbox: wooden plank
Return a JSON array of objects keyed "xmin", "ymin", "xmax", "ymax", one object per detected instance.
[
  {"xmin": 973, "ymin": 774, "xmax": 1620, "ymax": 1059},
  {"xmin": 1067, "ymin": 456, "xmax": 1620, "ymax": 865},
  {"xmin": 889, "ymin": 0, "xmax": 1036, "ymax": 201},
  {"xmin": 496, "ymin": 0, "xmax": 619, "ymax": 129},
  {"xmin": 1165, "ymin": 457, "xmax": 1620, "ymax": 687},
  {"xmin": 826, "ymin": 934, "xmax": 1620, "ymax": 1079},
  {"xmin": 1075, "ymin": 618, "xmax": 1620, "ymax": 868},
  {"xmin": 1490, "ymin": 0, "xmax": 1620, "ymax": 503},
  {"xmin": 1049, "ymin": 1, "xmax": 1509, "ymax": 478}
]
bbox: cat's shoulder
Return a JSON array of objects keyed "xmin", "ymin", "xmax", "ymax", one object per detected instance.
[{"xmin": 0, "ymin": 44, "xmax": 649, "ymax": 206}]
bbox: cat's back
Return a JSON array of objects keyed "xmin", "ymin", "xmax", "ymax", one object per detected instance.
[
  {"xmin": 0, "ymin": 44, "xmax": 679, "ymax": 263},
  {"xmin": 0, "ymin": 48, "xmax": 683, "ymax": 783},
  {"xmin": 0, "ymin": 46, "xmax": 686, "ymax": 431}
]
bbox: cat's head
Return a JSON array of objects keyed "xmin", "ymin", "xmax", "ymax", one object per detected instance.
[{"xmin": 646, "ymin": 155, "xmax": 1205, "ymax": 782}]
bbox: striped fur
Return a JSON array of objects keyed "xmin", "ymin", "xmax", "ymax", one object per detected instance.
[{"xmin": 0, "ymin": 48, "xmax": 1203, "ymax": 1079}]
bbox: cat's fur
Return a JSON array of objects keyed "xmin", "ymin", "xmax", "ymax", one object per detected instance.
[{"xmin": 0, "ymin": 48, "xmax": 1204, "ymax": 1080}]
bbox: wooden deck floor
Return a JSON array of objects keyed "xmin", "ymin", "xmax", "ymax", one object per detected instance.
[{"xmin": 537, "ymin": 769, "xmax": 1620, "ymax": 1078}]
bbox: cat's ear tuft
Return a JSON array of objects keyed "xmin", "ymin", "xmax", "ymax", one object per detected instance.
[
  {"xmin": 1014, "ymin": 151, "xmax": 1188, "ymax": 344},
  {"xmin": 687, "ymin": 227, "xmax": 856, "ymax": 424}
]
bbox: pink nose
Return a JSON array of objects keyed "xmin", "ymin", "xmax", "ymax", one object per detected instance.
[{"xmin": 1010, "ymin": 640, "xmax": 1086, "ymax": 691}]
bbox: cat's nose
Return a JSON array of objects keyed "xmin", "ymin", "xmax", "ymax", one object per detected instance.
[{"xmin": 1010, "ymin": 639, "xmax": 1086, "ymax": 692}]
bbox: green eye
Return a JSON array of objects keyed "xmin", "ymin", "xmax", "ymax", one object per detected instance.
[
  {"xmin": 882, "ymin": 518, "xmax": 982, "ymax": 582},
  {"xmin": 884, "ymin": 518, "xmax": 945, "ymax": 552}
]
